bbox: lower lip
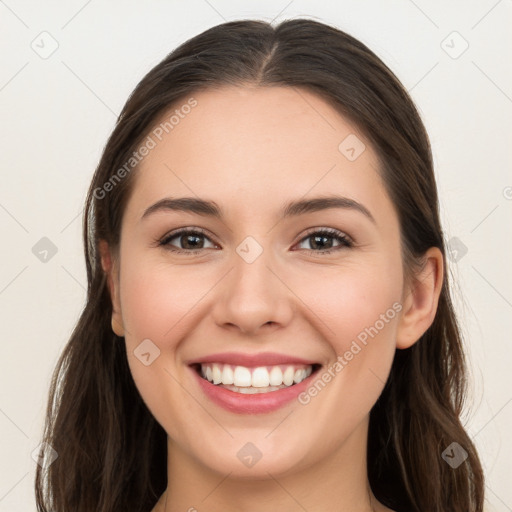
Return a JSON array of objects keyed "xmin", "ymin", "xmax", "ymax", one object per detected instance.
[{"xmin": 190, "ymin": 365, "xmax": 319, "ymax": 414}]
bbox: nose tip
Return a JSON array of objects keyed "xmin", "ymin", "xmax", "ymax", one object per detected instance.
[
  {"xmin": 230, "ymin": 320, "xmax": 276, "ymax": 333},
  {"xmin": 212, "ymin": 251, "xmax": 293, "ymax": 335}
]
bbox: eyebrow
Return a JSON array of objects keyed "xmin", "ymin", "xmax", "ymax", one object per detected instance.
[{"xmin": 141, "ymin": 195, "xmax": 376, "ymax": 224}]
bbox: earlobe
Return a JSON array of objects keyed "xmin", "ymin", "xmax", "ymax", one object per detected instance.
[
  {"xmin": 111, "ymin": 316, "xmax": 125, "ymax": 338},
  {"xmin": 98, "ymin": 239, "xmax": 125, "ymax": 337},
  {"xmin": 396, "ymin": 247, "xmax": 444, "ymax": 349}
]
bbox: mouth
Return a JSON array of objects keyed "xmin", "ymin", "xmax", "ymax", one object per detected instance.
[
  {"xmin": 190, "ymin": 362, "xmax": 322, "ymax": 394},
  {"xmin": 186, "ymin": 351, "xmax": 323, "ymax": 413}
]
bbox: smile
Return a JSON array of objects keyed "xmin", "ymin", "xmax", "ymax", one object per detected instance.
[
  {"xmin": 187, "ymin": 352, "xmax": 322, "ymax": 413},
  {"xmin": 198, "ymin": 363, "xmax": 315, "ymax": 393}
]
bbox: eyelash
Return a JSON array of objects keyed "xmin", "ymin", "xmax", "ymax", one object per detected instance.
[{"xmin": 157, "ymin": 227, "xmax": 353, "ymax": 256}]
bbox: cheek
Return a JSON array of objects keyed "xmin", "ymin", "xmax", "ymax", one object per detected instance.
[
  {"xmin": 118, "ymin": 260, "xmax": 207, "ymax": 435},
  {"xmin": 265, "ymin": 263, "xmax": 402, "ymax": 459},
  {"xmin": 288, "ymin": 261, "xmax": 402, "ymax": 417},
  {"xmin": 119, "ymin": 258, "xmax": 208, "ymax": 345},
  {"xmin": 290, "ymin": 261, "xmax": 402, "ymax": 353}
]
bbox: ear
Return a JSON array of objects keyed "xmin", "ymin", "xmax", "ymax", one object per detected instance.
[
  {"xmin": 98, "ymin": 239, "xmax": 125, "ymax": 337},
  {"xmin": 396, "ymin": 247, "xmax": 444, "ymax": 349}
]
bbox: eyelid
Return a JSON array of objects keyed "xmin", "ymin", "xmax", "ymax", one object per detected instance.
[
  {"xmin": 298, "ymin": 226, "xmax": 353, "ymax": 244},
  {"xmin": 158, "ymin": 226, "xmax": 353, "ymax": 254},
  {"xmin": 292, "ymin": 227, "xmax": 353, "ymax": 254},
  {"xmin": 158, "ymin": 226, "xmax": 218, "ymax": 251}
]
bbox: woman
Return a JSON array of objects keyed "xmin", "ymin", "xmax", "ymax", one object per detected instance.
[{"xmin": 35, "ymin": 18, "xmax": 485, "ymax": 512}]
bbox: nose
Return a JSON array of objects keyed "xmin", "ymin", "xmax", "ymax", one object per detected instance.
[{"xmin": 211, "ymin": 243, "xmax": 294, "ymax": 335}]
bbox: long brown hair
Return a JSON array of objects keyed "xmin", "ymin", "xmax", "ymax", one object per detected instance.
[{"xmin": 35, "ymin": 18, "xmax": 484, "ymax": 512}]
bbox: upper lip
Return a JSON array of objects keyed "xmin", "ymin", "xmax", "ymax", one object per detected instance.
[{"xmin": 187, "ymin": 351, "xmax": 319, "ymax": 367}]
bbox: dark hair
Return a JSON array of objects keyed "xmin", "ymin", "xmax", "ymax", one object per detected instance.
[{"xmin": 35, "ymin": 18, "xmax": 484, "ymax": 512}]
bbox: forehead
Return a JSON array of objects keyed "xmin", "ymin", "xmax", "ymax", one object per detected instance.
[{"xmin": 127, "ymin": 85, "xmax": 393, "ymax": 225}]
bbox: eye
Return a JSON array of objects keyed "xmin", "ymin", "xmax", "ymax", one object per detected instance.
[
  {"xmin": 157, "ymin": 226, "xmax": 353, "ymax": 256},
  {"xmin": 294, "ymin": 228, "xmax": 353, "ymax": 255},
  {"xmin": 158, "ymin": 228, "xmax": 218, "ymax": 254}
]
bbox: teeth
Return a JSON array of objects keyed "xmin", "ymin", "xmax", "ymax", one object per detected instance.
[
  {"xmin": 233, "ymin": 366, "xmax": 252, "ymax": 387},
  {"xmin": 212, "ymin": 364, "xmax": 222, "ymax": 385},
  {"xmin": 221, "ymin": 384, "xmax": 288, "ymax": 394},
  {"xmin": 283, "ymin": 366, "xmax": 295, "ymax": 386},
  {"xmin": 199, "ymin": 363, "xmax": 314, "ymax": 390},
  {"xmin": 269, "ymin": 366, "xmax": 283, "ymax": 386},
  {"xmin": 293, "ymin": 368, "xmax": 306, "ymax": 384},
  {"xmin": 221, "ymin": 364, "xmax": 234, "ymax": 385},
  {"xmin": 252, "ymin": 367, "xmax": 270, "ymax": 387}
]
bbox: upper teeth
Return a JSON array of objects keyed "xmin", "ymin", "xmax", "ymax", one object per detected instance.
[{"xmin": 200, "ymin": 363, "xmax": 313, "ymax": 387}]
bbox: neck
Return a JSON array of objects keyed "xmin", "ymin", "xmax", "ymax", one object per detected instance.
[{"xmin": 157, "ymin": 416, "xmax": 380, "ymax": 512}]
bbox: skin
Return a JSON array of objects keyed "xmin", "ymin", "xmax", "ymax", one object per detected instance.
[{"xmin": 99, "ymin": 85, "xmax": 443, "ymax": 512}]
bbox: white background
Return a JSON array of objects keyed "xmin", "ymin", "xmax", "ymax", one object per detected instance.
[{"xmin": 0, "ymin": 1, "xmax": 511, "ymax": 510}]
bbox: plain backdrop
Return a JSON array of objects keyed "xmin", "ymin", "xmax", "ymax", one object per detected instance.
[{"xmin": 0, "ymin": 1, "xmax": 511, "ymax": 510}]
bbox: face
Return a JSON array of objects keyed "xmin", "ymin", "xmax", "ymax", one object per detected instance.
[{"xmin": 107, "ymin": 85, "xmax": 413, "ymax": 479}]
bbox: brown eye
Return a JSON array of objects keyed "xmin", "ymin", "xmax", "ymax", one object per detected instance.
[
  {"xmin": 159, "ymin": 228, "xmax": 217, "ymax": 253},
  {"xmin": 296, "ymin": 228, "xmax": 352, "ymax": 254}
]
